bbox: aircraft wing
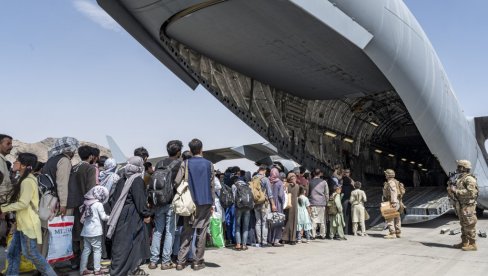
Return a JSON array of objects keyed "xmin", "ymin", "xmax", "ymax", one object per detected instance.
[
  {"xmin": 107, "ymin": 136, "xmax": 280, "ymax": 165},
  {"xmin": 147, "ymin": 143, "xmax": 280, "ymax": 165},
  {"xmin": 202, "ymin": 143, "xmax": 279, "ymax": 163},
  {"xmin": 205, "ymin": 143, "xmax": 280, "ymax": 163}
]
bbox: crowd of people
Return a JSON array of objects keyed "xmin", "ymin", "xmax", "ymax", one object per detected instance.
[{"xmin": 0, "ymin": 134, "xmax": 372, "ymax": 275}]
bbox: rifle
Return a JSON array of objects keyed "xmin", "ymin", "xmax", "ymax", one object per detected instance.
[{"xmin": 447, "ymin": 172, "xmax": 459, "ymax": 200}]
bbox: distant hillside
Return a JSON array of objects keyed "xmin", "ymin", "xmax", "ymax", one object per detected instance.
[{"xmin": 6, "ymin": 138, "xmax": 111, "ymax": 164}]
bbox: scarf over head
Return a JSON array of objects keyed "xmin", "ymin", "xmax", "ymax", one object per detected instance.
[
  {"xmin": 48, "ymin": 137, "xmax": 80, "ymax": 158},
  {"xmin": 269, "ymin": 168, "xmax": 280, "ymax": 183},
  {"xmin": 99, "ymin": 158, "xmax": 120, "ymax": 195},
  {"xmin": 106, "ymin": 156, "xmax": 144, "ymax": 239},
  {"xmin": 79, "ymin": 185, "xmax": 109, "ymax": 224}
]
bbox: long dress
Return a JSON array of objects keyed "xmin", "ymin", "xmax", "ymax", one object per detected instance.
[
  {"xmin": 268, "ymin": 180, "xmax": 285, "ymax": 244},
  {"xmin": 110, "ymin": 176, "xmax": 152, "ymax": 276},
  {"xmin": 297, "ymin": 195, "xmax": 312, "ymax": 231},
  {"xmin": 282, "ymin": 183, "xmax": 299, "ymax": 242}
]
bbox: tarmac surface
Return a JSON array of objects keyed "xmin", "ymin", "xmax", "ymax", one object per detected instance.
[{"xmin": 1, "ymin": 212, "xmax": 487, "ymax": 276}]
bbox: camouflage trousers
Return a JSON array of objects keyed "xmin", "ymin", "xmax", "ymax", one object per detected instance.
[
  {"xmin": 459, "ymin": 204, "xmax": 477, "ymax": 243},
  {"xmin": 386, "ymin": 216, "xmax": 401, "ymax": 234}
]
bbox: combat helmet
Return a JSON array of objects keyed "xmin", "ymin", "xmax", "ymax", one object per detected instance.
[
  {"xmin": 384, "ymin": 169, "xmax": 395, "ymax": 178},
  {"xmin": 456, "ymin": 160, "xmax": 472, "ymax": 170}
]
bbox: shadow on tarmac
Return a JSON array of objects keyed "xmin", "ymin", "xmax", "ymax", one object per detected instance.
[
  {"xmin": 419, "ymin": 242, "xmax": 456, "ymax": 249},
  {"xmin": 204, "ymin": 262, "xmax": 221, "ymax": 268},
  {"xmin": 366, "ymin": 233, "xmax": 386, "ymax": 238}
]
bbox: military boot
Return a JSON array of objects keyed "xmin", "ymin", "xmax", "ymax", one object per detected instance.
[
  {"xmin": 395, "ymin": 231, "xmax": 401, "ymax": 238},
  {"xmin": 453, "ymin": 238, "xmax": 468, "ymax": 249},
  {"xmin": 453, "ymin": 242, "xmax": 469, "ymax": 249},
  {"xmin": 453, "ymin": 242, "xmax": 466, "ymax": 249},
  {"xmin": 384, "ymin": 233, "xmax": 397, "ymax": 239},
  {"xmin": 462, "ymin": 242, "xmax": 477, "ymax": 251}
]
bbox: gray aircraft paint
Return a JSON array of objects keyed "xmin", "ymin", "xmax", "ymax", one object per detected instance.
[
  {"xmin": 98, "ymin": 0, "xmax": 488, "ymax": 210},
  {"xmin": 320, "ymin": 0, "xmax": 488, "ymax": 208}
]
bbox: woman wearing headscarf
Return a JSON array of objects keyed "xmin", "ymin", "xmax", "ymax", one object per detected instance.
[
  {"xmin": 107, "ymin": 157, "xmax": 152, "ymax": 276},
  {"xmin": 267, "ymin": 168, "xmax": 285, "ymax": 247},
  {"xmin": 98, "ymin": 158, "xmax": 120, "ymax": 259},
  {"xmin": 99, "ymin": 158, "xmax": 120, "ymax": 206},
  {"xmin": 282, "ymin": 172, "xmax": 300, "ymax": 245}
]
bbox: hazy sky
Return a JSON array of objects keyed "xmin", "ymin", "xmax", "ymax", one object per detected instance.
[{"xmin": 1, "ymin": 0, "xmax": 487, "ymax": 171}]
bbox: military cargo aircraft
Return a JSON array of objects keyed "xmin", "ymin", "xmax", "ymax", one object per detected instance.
[{"xmin": 98, "ymin": 0, "xmax": 488, "ymax": 223}]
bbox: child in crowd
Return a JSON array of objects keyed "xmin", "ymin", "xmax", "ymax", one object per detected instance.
[
  {"xmin": 328, "ymin": 184, "xmax": 346, "ymax": 240},
  {"xmin": 79, "ymin": 186, "xmax": 110, "ymax": 275},
  {"xmin": 297, "ymin": 186, "xmax": 312, "ymax": 243},
  {"xmin": 350, "ymin": 181, "xmax": 367, "ymax": 236}
]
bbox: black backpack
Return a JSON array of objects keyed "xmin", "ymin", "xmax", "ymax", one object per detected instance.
[
  {"xmin": 37, "ymin": 173, "xmax": 57, "ymax": 197},
  {"xmin": 235, "ymin": 182, "xmax": 254, "ymax": 209},
  {"xmin": 219, "ymin": 184, "xmax": 234, "ymax": 209},
  {"xmin": 149, "ymin": 159, "xmax": 180, "ymax": 207}
]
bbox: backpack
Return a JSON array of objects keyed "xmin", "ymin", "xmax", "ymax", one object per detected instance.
[
  {"xmin": 327, "ymin": 194, "xmax": 338, "ymax": 215},
  {"xmin": 35, "ymin": 174, "xmax": 58, "ymax": 222},
  {"xmin": 250, "ymin": 176, "xmax": 266, "ymax": 205},
  {"xmin": 37, "ymin": 174, "xmax": 57, "ymax": 197},
  {"xmin": 172, "ymin": 161, "xmax": 195, "ymax": 216},
  {"xmin": 235, "ymin": 182, "xmax": 254, "ymax": 209},
  {"xmin": 219, "ymin": 184, "xmax": 234, "ymax": 209},
  {"xmin": 149, "ymin": 159, "xmax": 180, "ymax": 207},
  {"xmin": 395, "ymin": 180, "xmax": 406, "ymax": 200}
]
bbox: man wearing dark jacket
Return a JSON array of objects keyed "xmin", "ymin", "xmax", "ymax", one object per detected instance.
[
  {"xmin": 68, "ymin": 145, "xmax": 97, "ymax": 269},
  {"xmin": 341, "ymin": 169, "xmax": 354, "ymax": 235}
]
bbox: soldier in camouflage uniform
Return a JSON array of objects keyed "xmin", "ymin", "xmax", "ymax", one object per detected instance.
[
  {"xmin": 382, "ymin": 169, "xmax": 404, "ymax": 239},
  {"xmin": 447, "ymin": 160, "xmax": 479, "ymax": 251}
]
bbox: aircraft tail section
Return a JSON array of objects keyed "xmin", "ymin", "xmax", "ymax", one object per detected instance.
[{"xmin": 106, "ymin": 135, "xmax": 128, "ymax": 164}]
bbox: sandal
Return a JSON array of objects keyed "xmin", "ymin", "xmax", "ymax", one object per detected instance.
[
  {"xmin": 129, "ymin": 268, "xmax": 149, "ymax": 276},
  {"xmin": 242, "ymin": 245, "xmax": 248, "ymax": 251},
  {"xmin": 161, "ymin": 262, "xmax": 177, "ymax": 270}
]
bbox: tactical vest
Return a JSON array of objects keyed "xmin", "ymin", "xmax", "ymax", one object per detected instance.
[
  {"xmin": 455, "ymin": 173, "xmax": 478, "ymax": 205},
  {"xmin": 383, "ymin": 179, "xmax": 403, "ymax": 201}
]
